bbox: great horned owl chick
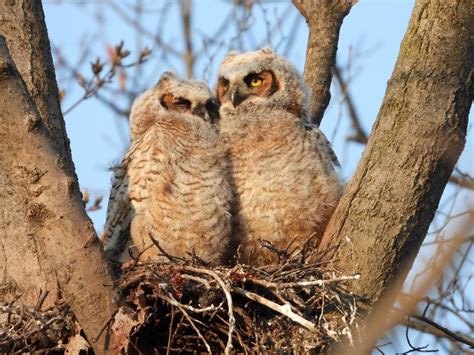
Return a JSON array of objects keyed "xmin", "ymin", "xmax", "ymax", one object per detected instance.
[
  {"xmin": 216, "ymin": 48, "xmax": 344, "ymax": 266},
  {"xmin": 103, "ymin": 72, "xmax": 232, "ymax": 265}
]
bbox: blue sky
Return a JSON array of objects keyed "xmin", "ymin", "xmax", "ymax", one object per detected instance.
[
  {"xmin": 43, "ymin": 0, "xmax": 432, "ymax": 228},
  {"xmin": 43, "ymin": 0, "xmax": 472, "ymax": 232},
  {"xmin": 42, "ymin": 1, "xmax": 472, "ymax": 350}
]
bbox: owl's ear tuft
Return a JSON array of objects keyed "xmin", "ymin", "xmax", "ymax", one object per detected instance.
[
  {"xmin": 157, "ymin": 71, "xmax": 177, "ymax": 87},
  {"xmin": 260, "ymin": 46, "xmax": 275, "ymax": 55},
  {"xmin": 221, "ymin": 50, "xmax": 238, "ymax": 64},
  {"xmin": 225, "ymin": 50, "xmax": 239, "ymax": 58}
]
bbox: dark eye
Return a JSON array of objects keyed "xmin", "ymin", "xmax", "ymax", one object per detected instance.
[
  {"xmin": 161, "ymin": 94, "xmax": 191, "ymax": 111},
  {"xmin": 173, "ymin": 97, "xmax": 191, "ymax": 108}
]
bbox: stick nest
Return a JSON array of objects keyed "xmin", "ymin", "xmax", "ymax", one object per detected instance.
[
  {"xmin": 0, "ymin": 296, "xmax": 77, "ymax": 353},
  {"xmin": 112, "ymin": 247, "xmax": 360, "ymax": 353},
  {"xmin": 1, "ymin": 248, "xmax": 360, "ymax": 353}
]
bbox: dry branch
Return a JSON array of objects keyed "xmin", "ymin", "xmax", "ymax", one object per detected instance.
[
  {"xmin": 403, "ymin": 313, "xmax": 474, "ymax": 348},
  {"xmin": 292, "ymin": 0, "xmax": 356, "ymax": 125},
  {"xmin": 319, "ymin": 0, "xmax": 473, "ymax": 315},
  {"xmin": 0, "ymin": 0, "xmax": 75, "ymax": 175},
  {"xmin": 0, "ymin": 36, "xmax": 118, "ymax": 354},
  {"xmin": 108, "ymin": 252, "xmax": 359, "ymax": 353},
  {"xmin": 0, "ymin": 299, "xmax": 77, "ymax": 353}
]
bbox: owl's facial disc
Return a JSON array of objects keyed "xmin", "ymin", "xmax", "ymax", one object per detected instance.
[{"xmin": 217, "ymin": 70, "xmax": 278, "ymax": 108}]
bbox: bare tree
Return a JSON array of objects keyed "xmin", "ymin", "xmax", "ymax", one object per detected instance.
[
  {"xmin": 318, "ymin": 0, "xmax": 472, "ymax": 310},
  {"xmin": 0, "ymin": 2, "xmax": 118, "ymax": 354},
  {"xmin": 0, "ymin": 0, "xmax": 472, "ymax": 353}
]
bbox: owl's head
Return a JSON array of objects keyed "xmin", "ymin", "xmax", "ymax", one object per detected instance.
[
  {"xmin": 130, "ymin": 71, "xmax": 218, "ymax": 141},
  {"xmin": 216, "ymin": 47, "xmax": 309, "ymax": 119}
]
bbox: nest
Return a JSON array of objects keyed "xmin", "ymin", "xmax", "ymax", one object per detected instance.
[
  {"xmin": 0, "ymin": 292, "xmax": 77, "ymax": 353},
  {"xmin": 111, "ymin": 244, "xmax": 360, "ymax": 353},
  {"xmin": 1, "ymin": 244, "xmax": 360, "ymax": 353}
]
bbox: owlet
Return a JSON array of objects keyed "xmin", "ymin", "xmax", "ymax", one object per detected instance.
[
  {"xmin": 216, "ymin": 48, "xmax": 344, "ymax": 266},
  {"xmin": 103, "ymin": 72, "xmax": 232, "ymax": 266}
]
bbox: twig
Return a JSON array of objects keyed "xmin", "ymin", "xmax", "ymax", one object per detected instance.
[
  {"xmin": 166, "ymin": 307, "xmax": 174, "ymax": 355},
  {"xmin": 149, "ymin": 233, "xmax": 186, "ymax": 263},
  {"xmin": 33, "ymin": 290, "xmax": 49, "ymax": 312},
  {"xmin": 449, "ymin": 174, "xmax": 474, "ymax": 190},
  {"xmin": 250, "ymin": 274, "xmax": 360, "ymax": 289},
  {"xmin": 180, "ymin": 0, "xmax": 194, "ymax": 78},
  {"xmin": 333, "ymin": 65, "xmax": 368, "ymax": 144},
  {"xmin": 181, "ymin": 274, "xmax": 212, "ymax": 288},
  {"xmin": 156, "ymin": 288, "xmax": 223, "ymax": 314},
  {"xmin": 401, "ymin": 311, "xmax": 474, "ymax": 348},
  {"xmin": 92, "ymin": 311, "xmax": 117, "ymax": 343},
  {"xmin": 183, "ymin": 266, "xmax": 235, "ymax": 355},
  {"xmin": 232, "ymin": 286, "xmax": 316, "ymax": 331},
  {"xmin": 168, "ymin": 294, "xmax": 212, "ymax": 353}
]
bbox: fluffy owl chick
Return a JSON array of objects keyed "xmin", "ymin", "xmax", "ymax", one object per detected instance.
[
  {"xmin": 103, "ymin": 71, "xmax": 232, "ymax": 265},
  {"xmin": 216, "ymin": 48, "xmax": 344, "ymax": 266}
]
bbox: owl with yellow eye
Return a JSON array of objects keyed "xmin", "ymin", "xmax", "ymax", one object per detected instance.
[{"xmin": 216, "ymin": 48, "xmax": 344, "ymax": 266}]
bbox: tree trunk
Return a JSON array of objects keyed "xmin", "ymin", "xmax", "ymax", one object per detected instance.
[
  {"xmin": 318, "ymin": 0, "xmax": 473, "ymax": 314},
  {"xmin": 0, "ymin": 0, "xmax": 75, "ymax": 176},
  {"xmin": 0, "ymin": 2, "xmax": 120, "ymax": 351},
  {"xmin": 292, "ymin": 0, "xmax": 355, "ymax": 126}
]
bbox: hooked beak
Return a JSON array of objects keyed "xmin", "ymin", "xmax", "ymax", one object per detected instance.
[{"xmin": 230, "ymin": 88, "xmax": 246, "ymax": 108}]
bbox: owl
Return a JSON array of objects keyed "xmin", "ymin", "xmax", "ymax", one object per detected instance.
[
  {"xmin": 216, "ymin": 48, "xmax": 344, "ymax": 266},
  {"xmin": 102, "ymin": 71, "xmax": 232, "ymax": 266}
]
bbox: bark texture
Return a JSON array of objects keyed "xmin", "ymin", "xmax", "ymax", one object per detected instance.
[
  {"xmin": 292, "ymin": 0, "xmax": 355, "ymax": 126},
  {"xmin": 0, "ymin": 36, "xmax": 117, "ymax": 353},
  {"xmin": 0, "ymin": 0, "xmax": 74, "ymax": 175},
  {"xmin": 319, "ymin": 0, "xmax": 473, "ymax": 311}
]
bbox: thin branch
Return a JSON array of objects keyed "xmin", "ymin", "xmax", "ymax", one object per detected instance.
[
  {"xmin": 449, "ymin": 174, "xmax": 474, "ymax": 190},
  {"xmin": 407, "ymin": 313, "xmax": 474, "ymax": 348},
  {"xmin": 183, "ymin": 266, "xmax": 235, "ymax": 355},
  {"xmin": 180, "ymin": 0, "xmax": 194, "ymax": 78},
  {"xmin": 171, "ymin": 296, "xmax": 212, "ymax": 353},
  {"xmin": 333, "ymin": 64, "xmax": 368, "ymax": 143},
  {"xmin": 400, "ymin": 316, "xmax": 474, "ymax": 349},
  {"xmin": 292, "ymin": 0, "xmax": 356, "ymax": 125},
  {"xmin": 249, "ymin": 274, "xmax": 360, "ymax": 289},
  {"xmin": 232, "ymin": 286, "xmax": 316, "ymax": 331}
]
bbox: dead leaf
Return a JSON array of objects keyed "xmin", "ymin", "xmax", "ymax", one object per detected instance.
[
  {"xmin": 110, "ymin": 307, "xmax": 140, "ymax": 353},
  {"xmin": 65, "ymin": 331, "xmax": 90, "ymax": 354}
]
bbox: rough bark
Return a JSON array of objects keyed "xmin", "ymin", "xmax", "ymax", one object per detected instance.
[
  {"xmin": 0, "ymin": 36, "xmax": 117, "ymax": 353},
  {"xmin": 318, "ymin": 0, "xmax": 473, "ymax": 313},
  {"xmin": 292, "ymin": 0, "xmax": 355, "ymax": 126},
  {"xmin": 0, "ymin": 0, "xmax": 75, "ymax": 176}
]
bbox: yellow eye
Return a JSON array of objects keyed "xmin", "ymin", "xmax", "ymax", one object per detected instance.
[{"xmin": 250, "ymin": 78, "xmax": 263, "ymax": 87}]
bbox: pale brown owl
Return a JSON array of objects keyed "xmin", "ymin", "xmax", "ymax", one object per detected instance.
[
  {"xmin": 216, "ymin": 48, "xmax": 344, "ymax": 266},
  {"xmin": 103, "ymin": 72, "xmax": 232, "ymax": 266}
]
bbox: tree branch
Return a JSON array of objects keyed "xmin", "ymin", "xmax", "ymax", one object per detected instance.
[
  {"xmin": 449, "ymin": 174, "xmax": 474, "ymax": 190},
  {"xmin": 333, "ymin": 64, "xmax": 368, "ymax": 143},
  {"xmin": 292, "ymin": 0, "xmax": 356, "ymax": 125},
  {"xmin": 402, "ymin": 313, "xmax": 474, "ymax": 348},
  {"xmin": 319, "ymin": 0, "xmax": 473, "ymax": 313},
  {"xmin": 0, "ymin": 0, "xmax": 75, "ymax": 176},
  {"xmin": 0, "ymin": 36, "xmax": 118, "ymax": 355},
  {"xmin": 180, "ymin": 0, "xmax": 195, "ymax": 79}
]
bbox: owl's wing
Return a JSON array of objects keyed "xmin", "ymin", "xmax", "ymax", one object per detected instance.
[
  {"xmin": 304, "ymin": 122, "xmax": 341, "ymax": 169},
  {"xmin": 101, "ymin": 159, "xmax": 133, "ymax": 258},
  {"xmin": 101, "ymin": 136, "xmax": 146, "ymax": 257}
]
